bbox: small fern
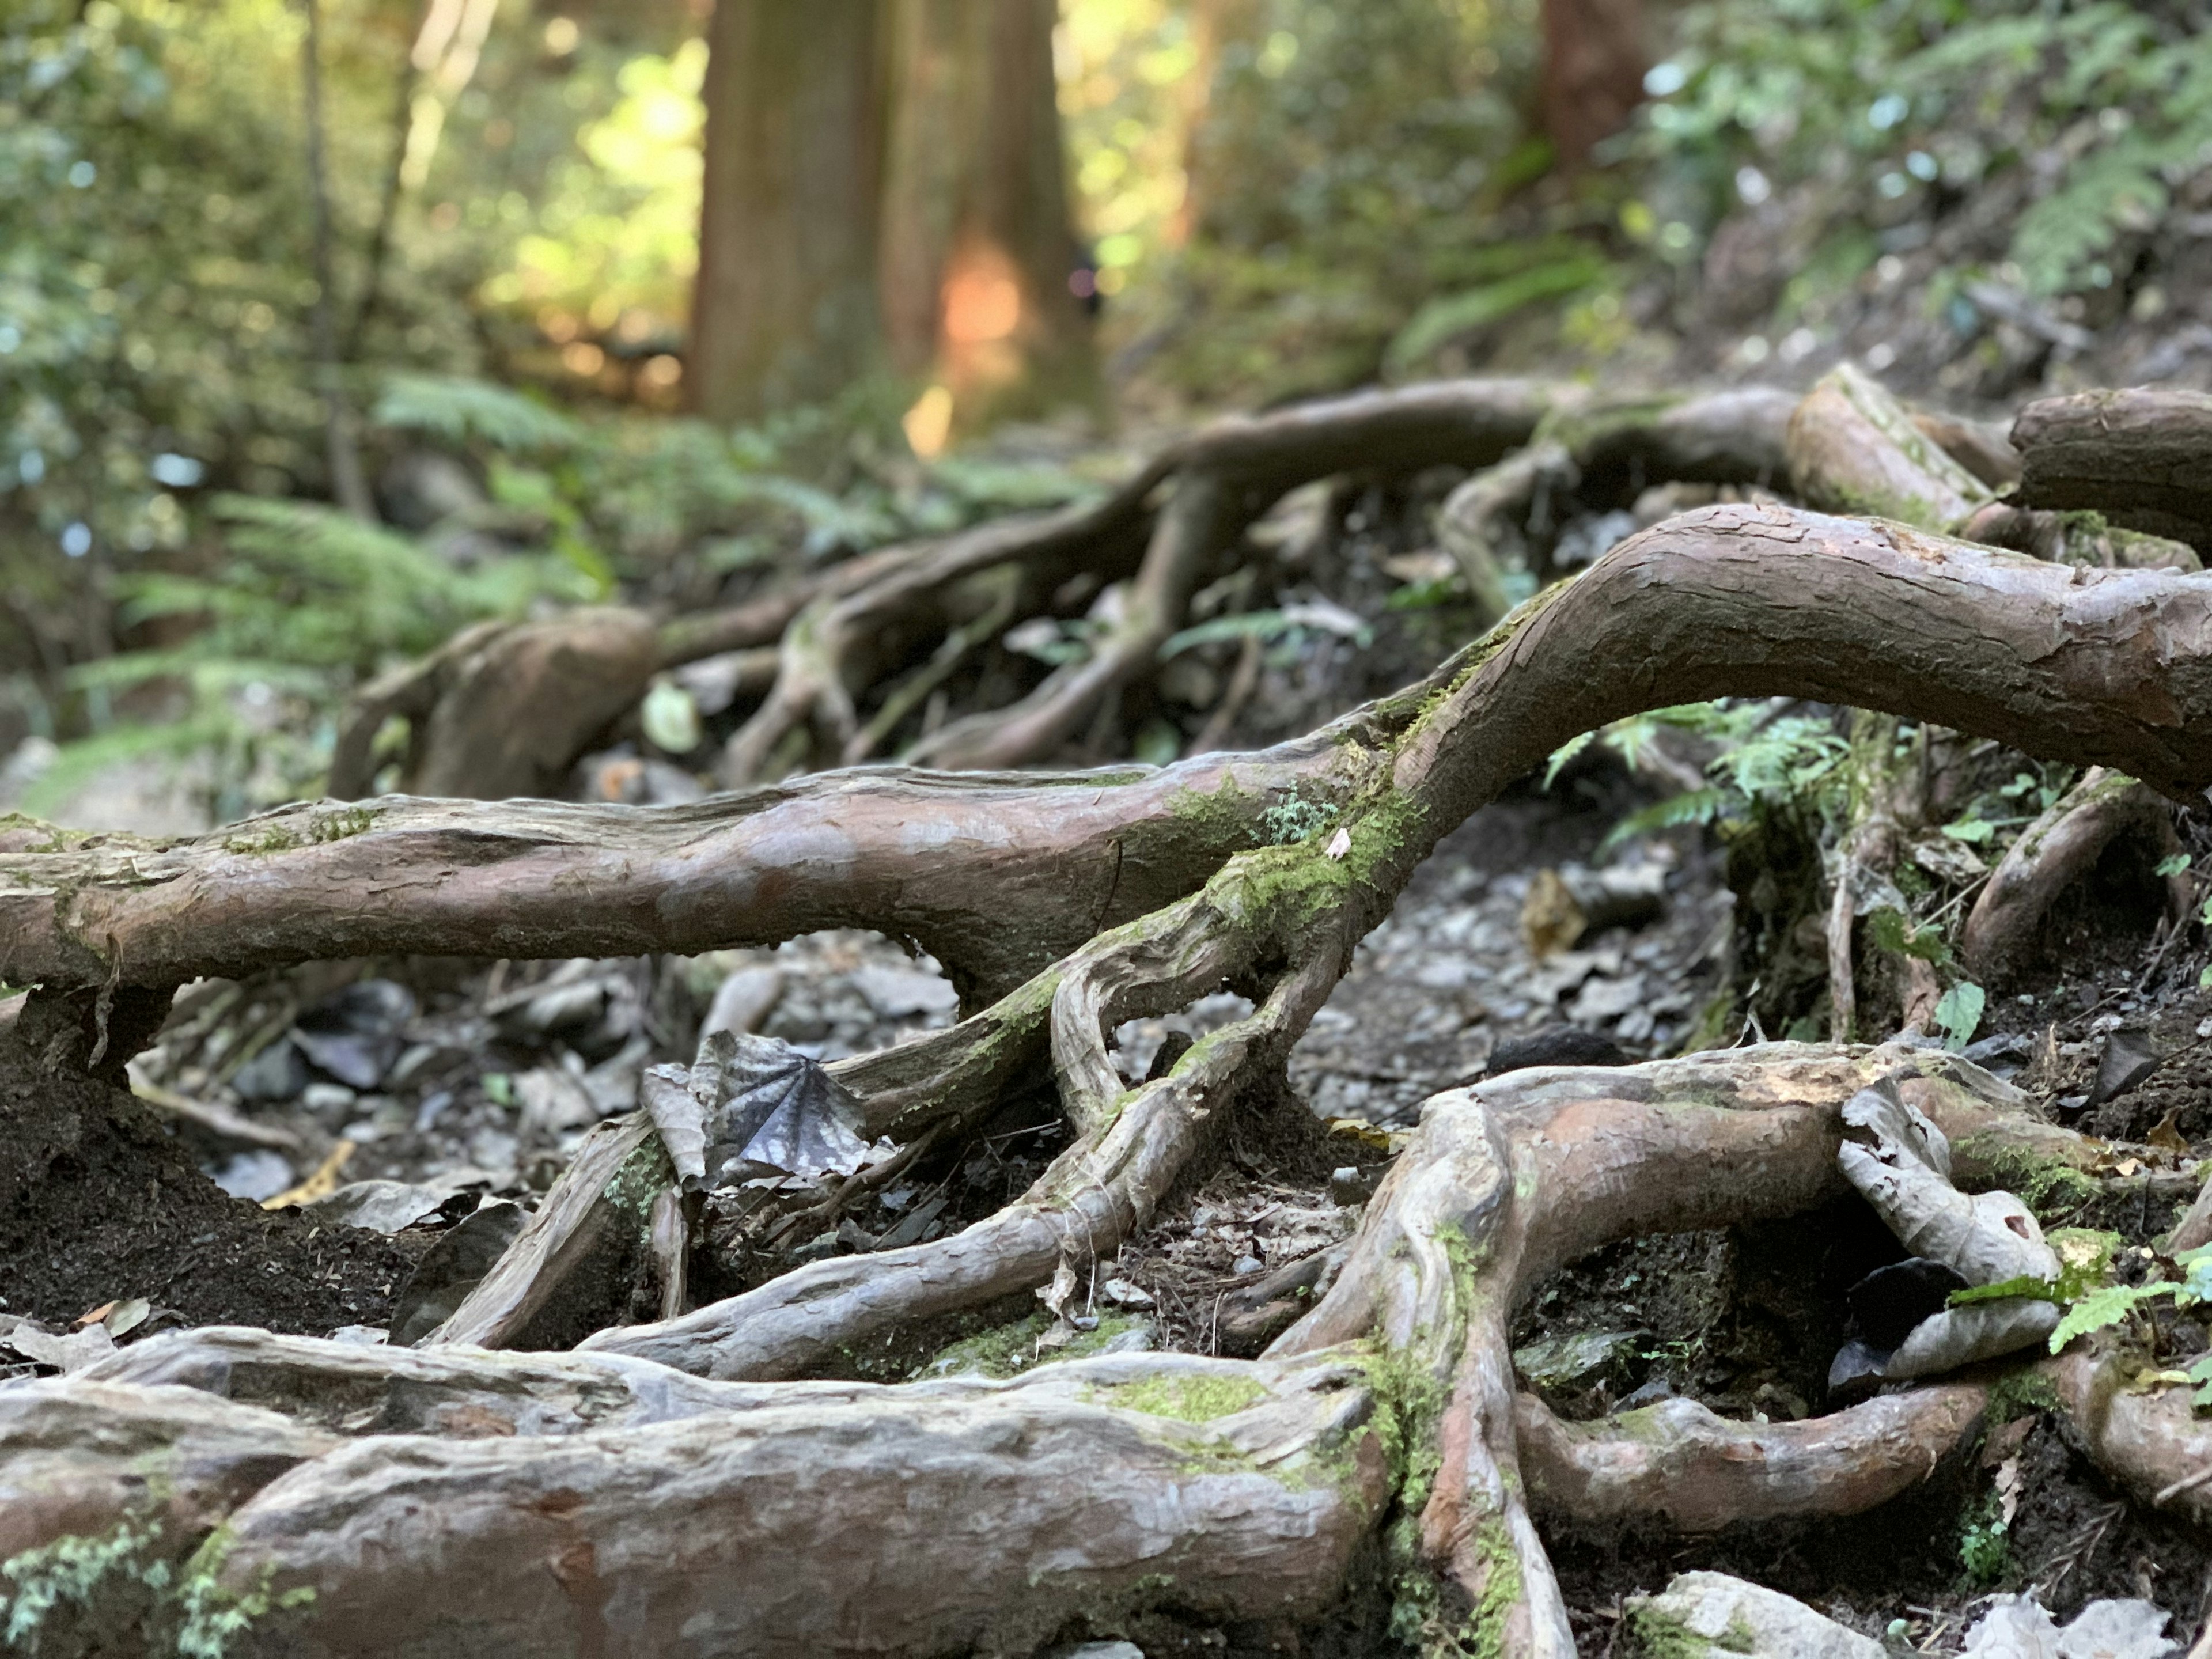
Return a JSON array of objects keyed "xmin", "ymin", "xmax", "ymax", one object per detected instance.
[{"xmin": 374, "ymin": 373, "xmax": 584, "ymax": 453}]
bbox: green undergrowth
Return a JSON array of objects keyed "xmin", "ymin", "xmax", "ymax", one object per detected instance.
[{"xmin": 1, "ymin": 1515, "xmax": 314, "ymax": 1657}]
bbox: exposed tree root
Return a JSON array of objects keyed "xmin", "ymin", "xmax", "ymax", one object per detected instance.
[
  {"xmin": 728, "ymin": 378, "xmax": 1563, "ymax": 779},
  {"xmin": 327, "ymin": 607, "xmax": 660, "ymax": 801},
  {"xmin": 2014, "ymin": 386, "xmax": 2212, "ymax": 554},
  {"xmin": 16, "ymin": 375, "xmax": 2212, "ymax": 1647},
  {"xmin": 1514, "ymin": 1382, "xmax": 1991, "ymax": 1532},
  {"xmin": 1435, "ymin": 385, "xmax": 1797, "ymax": 610},
  {"xmin": 16, "ymin": 501, "xmax": 2212, "ymax": 1010},
  {"xmin": 12, "ymin": 1044, "xmax": 2190, "ymax": 1657},
  {"xmin": 1961, "ymin": 766, "xmax": 2192, "ymax": 983}
]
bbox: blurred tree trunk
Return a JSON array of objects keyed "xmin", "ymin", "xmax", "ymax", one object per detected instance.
[
  {"xmin": 688, "ymin": 0, "xmax": 887, "ymax": 424},
  {"xmin": 1174, "ymin": 0, "xmax": 1266, "ymax": 247},
  {"xmin": 1540, "ymin": 0, "xmax": 1646, "ymax": 171},
  {"xmin": 878, "ymin": 0, "xmax": 1097, "ymax": 440}
]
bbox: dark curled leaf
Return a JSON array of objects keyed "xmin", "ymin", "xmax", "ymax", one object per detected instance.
[
  {"xmin": 1850, "ymin": 1257, "xmax": 1971, "ymax": 1349},
  {"xmin": 645, "ymin": 1030, "xmax": 876, "ymax": 1190}
]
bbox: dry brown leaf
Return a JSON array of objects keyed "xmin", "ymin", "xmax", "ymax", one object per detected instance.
[
  {"xmin": 1520, "ymin": 868, "xmax": 1586, "ymax": 960},
  {"xmin": 262, "ymin": 1139, "xmax": 355, "ymax": 1210},
  {"xmin": 2146, "ymin": 1110, "xmax": 2189, "ymax": 1157}
]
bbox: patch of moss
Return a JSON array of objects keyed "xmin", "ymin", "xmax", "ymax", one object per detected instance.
[
  {"xmin": 1967, "ymin": 1143, "xmax": 2101, "ymax": 1220},
  {"xmin": 1626, "ymin": 1605, "xmax": 1716, "ymax": 1659},
  {"xmin": 1986, "ymin": 1366, "xmax": 2061, "ymax": 1425},
  {"xmin": 1107, "ymin": 1372, "xmax": 1265, "ymax": 1423},
  {"xmin": 1460, "ymin": 1517, "xmax": 1524, "ymax": 1659},
  {"xmin": 221, "ymin": 805, "xmax": 376, "ymax": 857},
  {"xmin": 919, "ymin": 1312, "xmax": 1146, "ymax": 1380}
]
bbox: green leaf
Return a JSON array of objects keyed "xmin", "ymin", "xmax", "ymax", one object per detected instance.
[
  {"xmin": 640, "ymin": 679, "xmax": 702, "ymax": 755},
  {"xmin": 2177, "ymin": 1245, "xmax": 2212, "ymax": 1309},
  {"xmin": 1866, "ymin": 907, "xmax": 1952, "ymax": 965},
  {"xmin": 1543, "ymin": 731, "xmax": 1596, "ymax": 788},
  {"xmin": 2048, "ymin": 1281, "xmax": 2178, "ymax": 1353},
  {"xmin": 1384, "ymin": 252, "xmax": 1611, "ymax": 370},
  {"xmin": 1161, "ymin": 610, "xmax": 1298, "ymax": 658},
  {"xmin": 1942, "ymin": 815, "xmax": 1997, "ymax": 845},
  {"xmin": 374, "ymin": 373, "xmax": 582, "ymax": 452},
  {"xmin": 1934, "ymin": 981, "xmax": 1986, "ymax": 1050},
  {"xmin": 1948, "ymin": 1275, "xmax": 2061, "ymax": 1308},
  {"xmin": 2157, "ymin": 853, "xmax": 2192, "ymax": 877}
]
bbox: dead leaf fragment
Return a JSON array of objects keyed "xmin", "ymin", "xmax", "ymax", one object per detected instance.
[{"xmin": 262, "ymin": 1139, "xmax": 356, "ymax": 1210}]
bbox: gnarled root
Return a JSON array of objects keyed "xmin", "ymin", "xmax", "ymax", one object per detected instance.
[
  {"xmin": 1961, "ymin": 766, "xmax": 2191, "ymax": 983},
  {"xmin": 2013, "ymin": 386, "xmax": 2212, "ymax": 554},
  {"xmin": 1514, "ymin": 1384, "xmax": 1991, "ymax": 1533},
  {"xmin": 327, "ymin": 607, "xmax": 658, "ymax": 801},
  {"xmin": 1435, "ymin": 385, "xmax": 1798, "ymax": 610},
  {"xmin": 3, "ymin": 1045, "xmax": 2185, "ymax": 1657}
]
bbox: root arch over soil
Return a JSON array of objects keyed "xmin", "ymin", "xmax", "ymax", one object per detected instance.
[{"xmin": 10, "ymin": 469, "xmax": 2212, "ymax": 1651}]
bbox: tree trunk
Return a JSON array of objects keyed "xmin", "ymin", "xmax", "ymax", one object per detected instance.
[
  {"xmin": 1174, "ymin": 0, "xmax": 1267, "ymax": 247},
  {"xmin": 688, "ymin": 0, "xmax": 887, "ymax": 423},
  {"xmin": 1539, "ymin": 0, "xmax": 1646, "ymax": 171},
  {"xmin": 878, "ymin": 0, "xmax": 1097, "ymax": 436}
]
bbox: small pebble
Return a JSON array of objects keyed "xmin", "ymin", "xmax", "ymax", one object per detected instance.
[
  {"xmin": 302, "ymin": 1081, "xmax": 357, "ymax": 1114},
  {"xmin": 1232, "ymin": 1255, "xmax": 1264, "ymax": 1277}
]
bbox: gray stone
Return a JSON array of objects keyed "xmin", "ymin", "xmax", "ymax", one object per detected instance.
[{"xmin": 1631, "ymin": 1571, "xmax": 1884, "ymax": 1659}]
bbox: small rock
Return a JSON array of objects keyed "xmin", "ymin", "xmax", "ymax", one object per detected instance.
[
  {"xmin": 847, "ymin": 964, "xmax": 959, "ymax": 1021},
  {"xmin": 301, "ymin": 1081, "xmax": 358, "ymax": 1116},
  {"xmin": 1619, "ymin": 1376, "xmax": 1676, "ymax": 1410},
  {"xmin": 1054, "ymin": 1643, "xmax": 1146, "ymax": 1659},
  {"xmin": 1570, "ymin": 973, "xmax": 1646, "ymax": 1024},
  {"xmin": 2088, "ymin": 1029, "xmax": 2161, "ymax": 1108},
  {"xmin": 1233, "ymin": 1255, "xmax": 1265, "ymax": 1277},
  {"xmin": 1513, "ymin": 1328, "xmax": 1643, "ymax": 1395},
  {"xmin": 1961, "ymin": 1032, "xmax": 2032, "ymax": 1077},
  {"xmin": 1631, "ymin": 1572, "xmax": 1885, "ymax": 1659},
  {"xmin": 210, "ymin": 1149, "xmax": 295, "ymax": 1202},
  {"xmin": 230, "ymin": 1037, "xmax": 308, "ymax": 1103},
  {"xmin": 327, "ymin": 1324, "xmax": 389, "ymax": 1346},
  {"xmin": 1328, "ymin": 1166, "xmax": 1377, "ymax": 1205},
  {"xmin": 1102, "ymin": 1278, "xmax": 1154, "ymax": 1308}
]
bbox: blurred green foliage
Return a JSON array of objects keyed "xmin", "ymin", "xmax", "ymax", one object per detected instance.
[
  {"xmin": 5, "ymin": 0, "xmax": 2207, "ymax": 824},
  {"xmin": 1631, "ymin": 0, "xmax": 2212, "ymax": 296}
]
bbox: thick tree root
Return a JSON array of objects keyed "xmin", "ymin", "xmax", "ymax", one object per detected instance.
[
  {"xmin": 16, "ymin": 502, "xmax": 2212, "ymax": 1012},
  {"xmin": 0, "ymin": 1379, "xmax": 335, "ymax": 1560},
  {"xmin": 1961, "ymin": 766, "xmax": 2192, "ymax": 982},
  {"xmin": 327, "ymin": 608, "xmax": 660, "ymax": 801},
  {"xmin": 17, "ymin": 380, "xmax": 2212, "ymax": 1649},
  {"xmin": 1435, "ymin": 385, "xmax": 1797, "ymax": 609},
  {"xmin": 2014, "ymin": 386, "xmax": 2212, "ymax": 554},
  {"xmin": 1514, "ymin": 1382, "xmax": 1991, "ymax": 1532},
  {"xmin": 729, "ymin": 377, "xmax": 1563, "ymax": 780}
]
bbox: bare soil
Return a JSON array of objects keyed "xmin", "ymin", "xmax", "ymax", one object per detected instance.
[{"xmin": 0, "ymin": 1044, "xmax": 418, "ymax": 1339}]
